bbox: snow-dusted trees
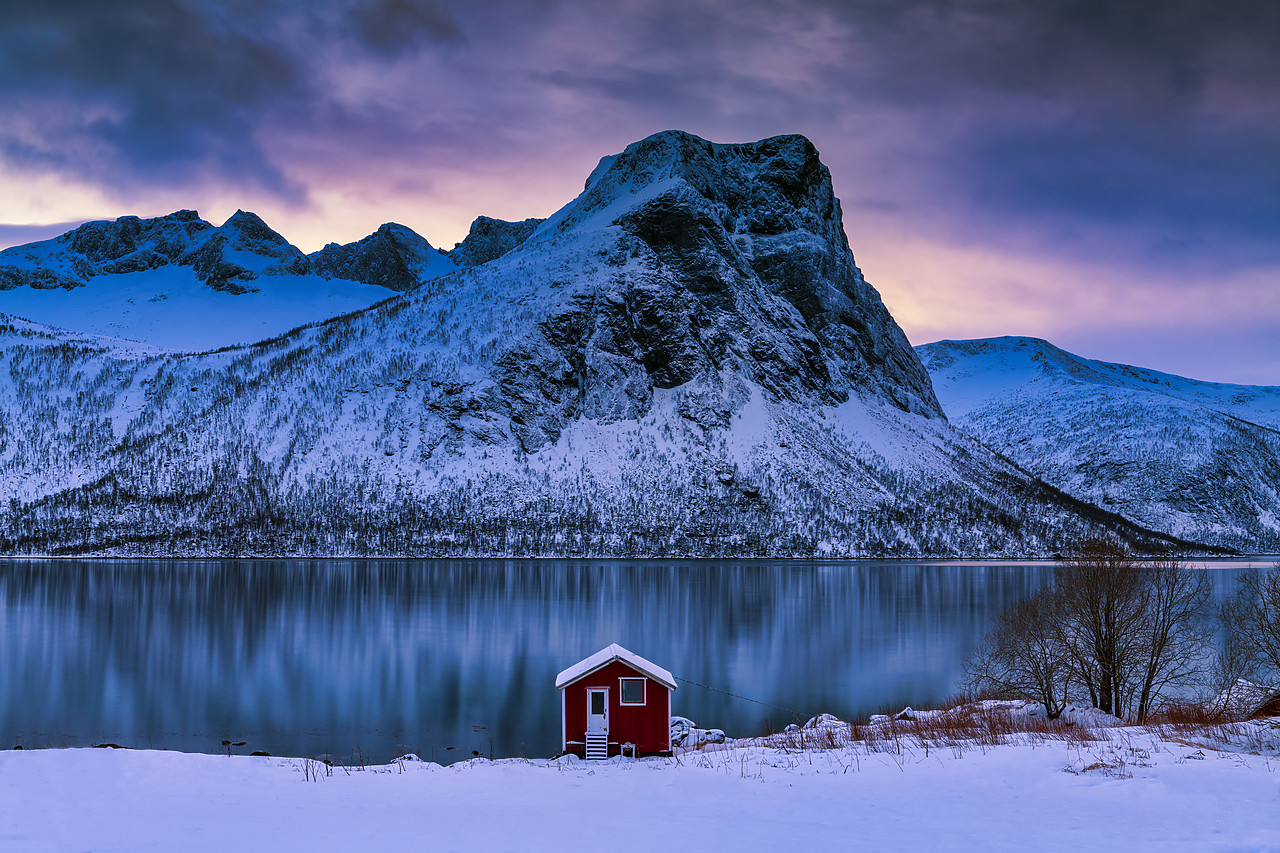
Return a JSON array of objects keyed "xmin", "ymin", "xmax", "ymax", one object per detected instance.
[{"xmin": 964, "ymin": 538, "xmax": 1215, "ymax": 722}]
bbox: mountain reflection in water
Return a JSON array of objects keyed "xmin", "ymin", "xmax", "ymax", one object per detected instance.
[{"xmin": 0, "ymin": 558, "xmax": 1190, "ymax": 761}]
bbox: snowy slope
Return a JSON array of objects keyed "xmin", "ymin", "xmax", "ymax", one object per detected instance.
[
  {"xmin": 0, "ymin": 211, "xmax": 455, "ymax": 351},
  {"xmin": 0, "ymin": 134, "xmax": 1190, "ymax": 557},
  {"xmin": 919, "ymin": 336, "xmax": 1280, "ymax": 551},
  {"xmin": 0, "ymin": 269, "xmax": 398, "ymax": 352}
]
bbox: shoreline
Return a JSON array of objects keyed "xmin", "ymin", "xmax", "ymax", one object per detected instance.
[{"xmin": 3, "ymin": 710, "xmax": 1277, "ymax": 851}]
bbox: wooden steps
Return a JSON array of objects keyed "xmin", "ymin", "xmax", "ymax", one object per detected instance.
[{"xmin": 585, "ymin": 733, "xmax": 608, "ymax": 760}]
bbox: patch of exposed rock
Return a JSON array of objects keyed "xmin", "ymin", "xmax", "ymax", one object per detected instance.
[
  {"xmin": 449, "ymin": 216, "xmax": 543, "ymax": 268},
  {"xmin": 0, "ymin": 210, "xmax": 213, "ymax": 290},
  {"xmin": 306, "ymin": 223, "xmax": 452, "ymax": 292}
]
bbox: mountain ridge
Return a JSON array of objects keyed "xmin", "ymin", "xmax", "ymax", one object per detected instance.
[
  {"xmin": 0, "ymin": 208, "xmax": 459, "ymax": 293},
  {"xmin": 0, "ymin": 133, "xmax": 1203, "ymax": 557},
  {"xmin": 0, "ymin": 209, "xmax": 464, "ymax": 350},
  {"xmin": 919, "ymin": 335, "xmax": 1280, "ymax": 552}
]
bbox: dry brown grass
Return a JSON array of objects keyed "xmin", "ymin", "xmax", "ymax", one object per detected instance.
[
  {"xmin": 756, "ymin": 703, "xmax": 1104, "ymax": 756},
  {"xmin": 1146, "ymin": 701, "xmax": 1233, "ymax": 727},
  {"xmin": 1141, "ymin": 700, "xmax": 1258, "ymax": 749}
]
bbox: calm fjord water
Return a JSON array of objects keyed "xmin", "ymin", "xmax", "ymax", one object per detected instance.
[{"xmin": 0, "ymin": 559, "xmax": 1250, "ymax": 763}]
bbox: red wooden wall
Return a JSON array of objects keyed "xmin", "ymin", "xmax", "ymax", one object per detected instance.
[{"xmin": 561, "ymin": 659, "xmax": 672, "ymax": 757}]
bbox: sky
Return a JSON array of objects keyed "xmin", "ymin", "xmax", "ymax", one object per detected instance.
[{"xmin": 1, "ymin": 0, "xmax": 1277, "ymax": 384}]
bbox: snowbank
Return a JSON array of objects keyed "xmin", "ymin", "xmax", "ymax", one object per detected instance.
[{"xmin": 2, "ymin": 715, "xmax": 1278, "ymax": 852}]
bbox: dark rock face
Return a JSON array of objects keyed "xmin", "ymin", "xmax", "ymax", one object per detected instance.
[
  {"xmin": 0, "ymin": 263, "xmax": 85, "ymax": 291},
  {"xmin": 178, "ymin": 210, "xmax": 304, "ymax": 292},
  {"xmin": 307, "ymin": 223, "xmax": 446, "ymax": 291},
  {"xmin": 449, "ymin": 216, "xmax": 543, "ymax": 268},
  {"xmin": 0, "ymin": 209, "xmax": 308, "ymax": 294},
  {"xmin": 0, "ymin": 210, "xmax": 214, "ymax": 290},
  {"xmin": 67, "ymin": 209, "xmax": 213, "ymax": 272},
  {"xmin": 490, "ymin": 131, "xmax": 944, "ymax": 449}
]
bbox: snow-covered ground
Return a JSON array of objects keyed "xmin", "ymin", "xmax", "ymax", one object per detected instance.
[{"xmin": 3, "ymin": 712, "xmax": 1278, "ymax": 851}]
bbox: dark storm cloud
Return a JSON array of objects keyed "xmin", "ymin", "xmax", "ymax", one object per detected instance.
[
  {"xmin": 7, "ymin": 0, "xmax": 1274, "ymax": 232},
  {"xmin": 809, "ymin": 0, "xmax": 1279, "ymax": 105},
  {"xmin": 351, "ymin": 0, "xmax": 462, "ymax": 54},
  {"xmin": 0, "ymin": 0, "xmax": 465, "ymax": 201},
  {"xmin": 960, "ymin": 119, "xmax": 1280, "ymax": 267},
  {"xmin": 0, "ymin": 0, "xmax": 308, "ymax": 196},
  {"xmin": 804, "ymin": 0, "xmax": 1280, "ymax": 267}
]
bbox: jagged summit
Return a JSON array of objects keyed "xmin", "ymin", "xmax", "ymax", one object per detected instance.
[
  {"xmin": 0, "ymin": 208, "xmax": 450, "ymax": 348},
  {"xmin": 181, "ymin": 209, "xmax": 305, "ymax": 292},
  {"xmin": 505, "ymin": 130, "xmax": 943, "ymax": 425},
  {"xmin": 0, "ymin": 209, "xmax": 466, "ymax": 347},
  {"xmin": 217, "ymin": 210, "xmax": 297, "ymax": 252},
  {"xmin": 307, "ymin": 222, "xmax": 454, "ymax": 291},
  {"xmin": 558, "ymin": 131, "xmax": 836, "ymax": 238},
  {"xmin": 0, "ymin": 210, "xmax": 216, "ymax": 290},
  {"xmin": 449, "ymin": 216, "xmax": 543, "ymax": 268},
  {"xmin": 0, "ymin": 208, "xmax": 304, "ymax": 293},
  {"xmin": 64, "ymin": 209, "xmax": 213, "ymax": 272}
]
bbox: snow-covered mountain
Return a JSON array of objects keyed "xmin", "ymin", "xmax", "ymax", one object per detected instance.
[
  {"xmin": 0, "ymin": 211, "xmax": 456, "ymax": 350},
  {"xmin": 0, "ymin": 132, "xmax": 1190, "ymax": 556},
  {"xmin": 918, "ymin": 336, "xmax": 1280, "ymax": 552}
]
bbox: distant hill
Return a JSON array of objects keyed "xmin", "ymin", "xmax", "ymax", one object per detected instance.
[{"xmin": 919, "ymin": 336, "xmax": 1280, "ymax": 552}]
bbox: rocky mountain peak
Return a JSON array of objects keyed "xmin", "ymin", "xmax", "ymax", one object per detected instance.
[
  {"xmin": 561, "ymin": 132, "xmax": 835, "ymax": 240},
  {"xmin": 213, "ymin": 210, "xmax": 300, "ymax": 256},
  {"xmin": 373, "ymin": 222, "xmax": 415, "ymax": 241},
  {"xmin": 70, "ymin": 210, "xmax": 215, "ymax": 274},
  {"xmin": 449, "ymin": 216, "xmax": 543, "ymax": 268},
  {"xmin": 175, "ymin": 210, "xmax": 303, "ymax": 293},
  {"xmin": 305, "ymin": 222, "xmax": 451, "ymax": 292},
  {"xmin": 499, "ymin": 131, "xmax": 943, "ymax": 449},
  {"xmin": 0, "ymin": 210, "xmax": 219, "ymax": 289}
]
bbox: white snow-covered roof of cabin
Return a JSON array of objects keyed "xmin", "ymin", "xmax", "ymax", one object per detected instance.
[{"xmin": 555, "ymin": 643, "xmax": 677, "ymax": 690}]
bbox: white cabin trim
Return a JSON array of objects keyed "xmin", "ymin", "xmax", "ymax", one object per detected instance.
[{"xmin": 554, "ymin": 643, "xmax": 677, "ymax": 690}]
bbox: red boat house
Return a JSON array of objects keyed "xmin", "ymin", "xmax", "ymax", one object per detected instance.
[{"xmin": 555, "ymin": 644, "xmax": 677, "ymax": 759}]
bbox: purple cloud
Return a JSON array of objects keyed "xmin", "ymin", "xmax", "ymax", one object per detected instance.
[{"xmin": 0, "ymin": 0, "xmax": 1276, "ymax": 382}]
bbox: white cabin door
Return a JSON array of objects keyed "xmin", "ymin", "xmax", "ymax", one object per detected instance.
[{"xmin": 586, "ymin": 688, "xmax": 608, "ymax": 735}]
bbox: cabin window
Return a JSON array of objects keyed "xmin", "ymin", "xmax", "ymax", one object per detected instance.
[{"xmin": 620, "ymin": 678, "xmax": 646, "ymax": 705}]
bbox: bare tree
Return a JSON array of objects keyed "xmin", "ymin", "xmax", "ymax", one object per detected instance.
[
  {"xmin": 1129, "ymin": 558, "xmax": 1215, "ymax": 721},
  {"xmin": 963, "ymin": 588, "xmax": 1070, "ymax": 719},
  {"xmin": 1209, "ymin": 606, "xmax": 1255, "ymax": 713},
  {"xmin": 965, "ymin": 537, "xmax": 1214, "ymax": 722},
  {"xmin": 1053, "ymin": 538, "xmax": 1147, "ymax": 717},
  {"xmin": 1222, "ymin": 564, "xmax": 1280, "ymax": 685},
  {"xmin": 1055, "ymin": 539, "xmax": 1213, "ymax": 721}
]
